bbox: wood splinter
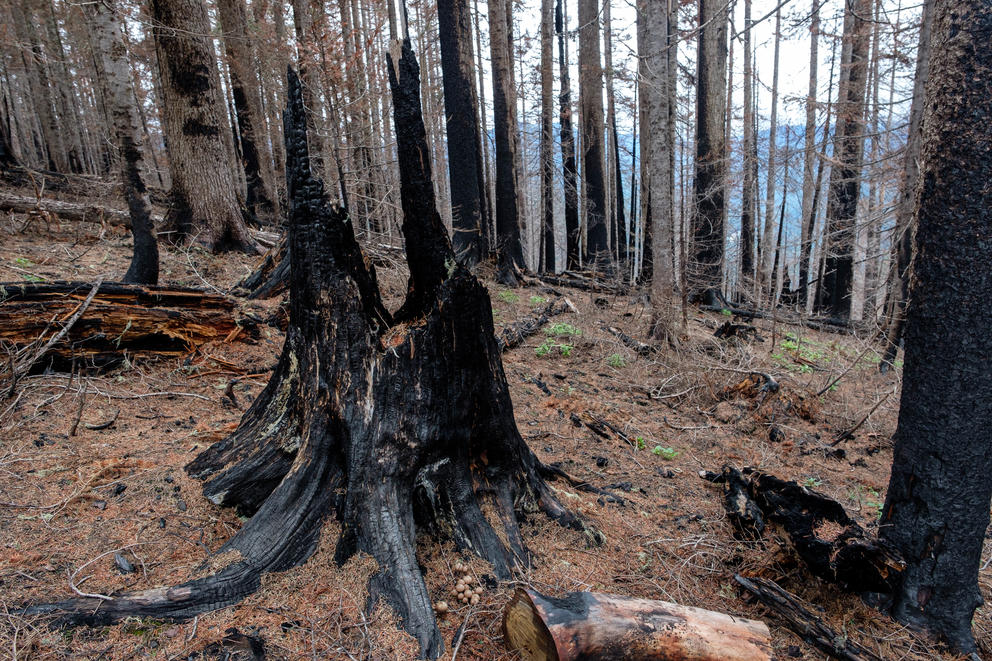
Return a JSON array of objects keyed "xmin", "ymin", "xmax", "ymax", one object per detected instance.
[{"xmin": 503, "ymin": 587, "xmax": 773, "ymax": 661}]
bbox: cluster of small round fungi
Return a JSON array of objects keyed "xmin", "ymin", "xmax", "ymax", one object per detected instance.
[{"xmin": 434, "ymin": 561, "xmax": 483, "ymax": 615}]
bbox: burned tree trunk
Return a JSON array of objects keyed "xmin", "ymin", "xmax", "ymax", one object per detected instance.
[
  {"xmin": 25, "ymin": 59, "xmax": 597, "ymax": 660},
  {"xmin": 879, "ymin": 0, "xmax": 992, "ymax": 651},
  {"xmin": 83, "ymin": 0, "xmax": 159, "ymax": 285}
]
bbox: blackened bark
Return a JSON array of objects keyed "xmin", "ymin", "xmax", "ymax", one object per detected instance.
[
  {"xmin": 437, "ymin": 0, "xmax": 487, "ymax": 266},
  {"xmin": 879, "ymin": 0, "xmax": 992, "ymax": 652},
  {"xmin": 557, "ymin": 0, "xmax": 580, "ymax": 270},
  {"xmin": 217, "ymin": 0, "xmax": 278, "ymax": 222},
  {"xmin": 540, "ymin": 0, "xmax": 556, "ymax": 273},
  {"xmin": 151, "ymin": 0, "xmax": 259, "ymax": 253},
  {"xmin": 578, "ymin": 0, "xmax": 609, "ymax": 264},
  {"xmin": 691, "ymin": 0, "xmax": 728, "ymax": 305},
  {"xmin": 25, "ymin": 63, "xmax": 598, "ymax": 660},
  {"xmin": 821, "ymin": 0, "xmax": 870, "ymax": 318},
  {"xmin": 84, "ymin": 0, "xmax": 158, "ymax": 284},
  {"xmin": 739, "ymin": 0, "xmax": 755, "ymax": 295},
  {"xmin": 610, "ymin": 117, "xmax": 626, "ymax": 265}
]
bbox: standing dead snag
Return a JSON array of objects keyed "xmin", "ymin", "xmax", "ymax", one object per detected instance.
[
  {"xmin": 503, "ymin": 588, "xmax": 773, "ymax": 661},
  {"xmin": 24, "ymin": 61, "xmax": 597, "ymax": 659}
]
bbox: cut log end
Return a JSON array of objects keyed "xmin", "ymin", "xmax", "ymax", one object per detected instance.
[{"xmin": 503, "ymin": 588, "xmax": 773, "ymax": 661}]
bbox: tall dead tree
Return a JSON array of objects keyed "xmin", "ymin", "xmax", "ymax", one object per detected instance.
[
  {"xmin": 487, "ymin": 0, "xmax": 526, "ymax": 282},
  {"xmin": 578, "ymin": 0, "xmax": 609, "ymax": 265},
  {"xmin": 556, "ymin": 0, "xmax": 580, "ymax": 270},
  {"xmin": 604, "ymin": 0, "xmax": 626, "ymax": 267},
  {"xmin": 217, "ymin": 0, "xmax": 278, "ymax": 222},
  {"xmin": 739, "ymin": 0, "xmax": 755, "ymax": 297},
  {"xmin": 757, "ymin": 4, "xmax": 782, "ymax": 300},
  {"xmin": 540, "ymin": 0, "xmax": 555, "ymax": 273},
  {"xmin": 797, "ymin": 0, "xmax": 820, "ymax": 307},
  {"xmin": 151, "ymin": 0, "xmax": 258, "ymax": 252},
  {"xmin": 690, "ymin": 0, "xmax": 729, "ymax": 305},
  {"xmin": 438, "ymin": 0, "xmax": 488, "ymax": 266},
  {"xmin": 639, "ymin": 0, "xmax": 677, "ymax": 342},
  {"xmin": 880, "ymin": 0, "xmax": 933, "ymax": 369},
  {"xmin": 84, "ymin": 0, "xmax": 159, "ymax": 284},
  {"xmin": 880, "ymin": 0, "xmax": 992, "ymax": 651},
  {"xmin": 820, "ymin": 0, "xmax": 871, "ymax": 318},
  {"xmin": 26, "ymin": 59, "xmax": 597, "ymax": 660}
]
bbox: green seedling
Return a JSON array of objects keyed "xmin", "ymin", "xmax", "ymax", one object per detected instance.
[
  {"xmin": 652, "ymin": 446, "xmax": 678, "ymax": 460},
  {"xmin": 607, "ymin": 353, "xmax": 626, "ymax": 368},
  {"xmin": 497, "ymin": 291, "xmax": 519, "ymax": 304}
]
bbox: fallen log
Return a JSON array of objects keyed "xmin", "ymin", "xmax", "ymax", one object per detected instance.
[
  {"xmin": 496, "ymin": 297, "xmax": 577, "ymax": 352},
  {"xmin": 699, "ymin": 304, "xmax": 857, "ymax": 335},
  {"xmin": 237, "ymin": 234, "xmax": 289, "ymax": 299},
  {"xmin": 702, "ymin": 467, "xmax": 904, "ymax": 593},
  {"xmin": 604, "ymin": 325, "xmax": 657, "ymax": 356},
  {"xmin": 503, "ymin": 587, "xmax": 773, "ymax": 661},
  {"xmin": 0, "ymin": 191, "xmax": 132, "ymax": 226},
  {"xmin": 735, "ymin": 575, "xmax": 882, "ymax": 661},
  {"xmin": 0, "ymin": 281, "xmax": 253, "ymax": 369}
]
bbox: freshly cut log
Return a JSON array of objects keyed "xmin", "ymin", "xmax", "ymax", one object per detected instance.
[
  {"xmin": 503, "ymin": 588, "xmax": 773, "ymax": 661},
  {"xmin": 0, "ymin": 281, "xmax": 250, "ymax": 363}
]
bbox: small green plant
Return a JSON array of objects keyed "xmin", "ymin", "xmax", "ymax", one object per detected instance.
[
  {"xmin": 652, "ymin": 446, "xmax": 678, "ymax": 460},
  {"xmin": 497, "ymin": 290, "xmax": 519, "ymax": 304},
  {"xmin": 546, "ymin": 323, "xmax": 581, "ymax": 337},
  {"xmin": 720, "ymin": 308, "xmax": 732, "ymax": 316},
  {"xmin": 607, "ymin": 353, "xmax": 626, "ymax": 368},
  {"xmin": 635, "ymin": 436, "xmax": 646, "ymax": 451},
  {"xmin": 14, "ymin": 257, "xmax": 33, "ymax": 267},
  {"xmin": 803, "ymin": 476, "xmax": 822, "ymax": 488},
  {"xmin": 536, "ymin": 338, "xmax": 573, "ymax": 358},
  {"xmin": 529, "ymin": 295, "xmax": 547, "ymax": 305}
]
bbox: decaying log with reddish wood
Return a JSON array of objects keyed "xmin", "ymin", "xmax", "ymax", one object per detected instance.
[
  {"xmin": 503, "ymin": 587, "xmax": 773, "ymax": 661},
  {"xmin": 702, "ymin": 467, "xmax": 905, "ymax": 593},
  {"xmin": 0, "ymin": 281, "xmax": 252, "ymax": 366}
]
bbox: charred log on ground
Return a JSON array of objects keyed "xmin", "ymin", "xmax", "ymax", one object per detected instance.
[{"xmin": 23, "ymin": 58, "xmax": 598, "ymax": 659}]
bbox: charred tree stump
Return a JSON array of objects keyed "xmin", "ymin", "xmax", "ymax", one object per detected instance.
[
  {"xmin": 23, "ymin": 59, "xmax": 598, "ymax": 659},
  {"xmin": 236, "ymin": 234, "xmax": 289, "ymax": 299},
  {"xmin": 503, "ymin": 587, "xmax": 773, "ymax": 661},
  {"xmin": 0, "ymin": 281, "xmax": 249, "ymax": 368}
]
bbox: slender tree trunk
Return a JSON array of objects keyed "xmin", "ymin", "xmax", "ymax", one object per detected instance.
[
  {"xmin": 604, "ymin": 0, "xmax": 626, "ymax": 267},
  {"xmin": 691, "ymin": 0, "xmax": 728, "ymax": 305},
  {"xmin": 758, "ymin": 5, "xmax": 782, "ymax": 300},
  {"xmin": 640, "ymin": 0, "xmax": 677, "ymax": 342},
  {"xmin": 217, "ymin": 0, "xmax": 277, "ymax": 223},
  {"xmin": 150, "ymin": 0, "xmax": 258, "ymax": 253},
  {"xmin": 821, "ymin": 0, "xmax": 871, "ymax": 318},
  {"xmin": 578, "ymin": 0, "xmax": 608, "ymax": 265},
  {"xmin": 84, "ymin": 0, "xmax": 159, "ymax": 284},
  {"xmin": 880, "ymin": 0, "xmax": 992, "ymax": 652},
  {"xmin": 881, "ymin": 0, "xmax": 933, "ymax": 369},
  {"xmin": 739, "ymin": 0, "xmax": 755, "ymax": 299},
  {"xmin": 474, "ymin": 0, "xmax": 494, "ymax": 245},
  {"xmin": 540, "ymin": 0, "xmax": 556, "ymax": 273},
  {"xmin": 557, "ymin": 0, "xmax": 580, "ymax": 270},
  {"xmin": 798, "ymin": 0, "xmax": 820, "ymax": 307},
  {"xmin": 488, "ymin": 0, "xmax": 526, "ymax": 282},
  {"xmin": 438, "ymin": 0, "xmax": 487, "ymax": 266}
]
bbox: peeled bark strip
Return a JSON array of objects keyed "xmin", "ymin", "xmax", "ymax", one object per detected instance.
[
  {"xmin": 0, "ymin": 281, "xmax": 247, "ymax": 363},
  {"xmin": 503, "ymin": 588, "xmax": 773, "ymax": 661},
  {"xmin": 22, "ymin": 63, "xmax": 597, "ymax": 660}
]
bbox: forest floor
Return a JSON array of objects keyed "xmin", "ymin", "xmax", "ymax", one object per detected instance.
[{"xmin": 0, "ymin": 202, "xmax": 989, "ymax": 660}]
